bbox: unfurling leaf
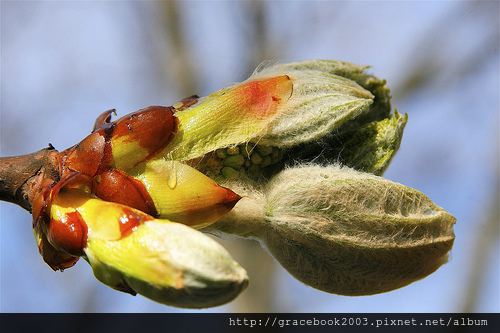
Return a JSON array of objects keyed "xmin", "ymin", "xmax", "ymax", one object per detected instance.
[{"xmin": 290, "ymin": 110, "xmax": 408, "ymax": 176}]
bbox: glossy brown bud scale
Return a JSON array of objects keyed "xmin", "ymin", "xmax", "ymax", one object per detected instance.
[
  {"xmin": 110, "ymin": 106, "xmax": 178, "ymax": 168},
  {"xmin": 58, "ymin": 106, "xmax": 179, "ymax": 219},
  {"xmin": 47, "ymin": 211, "xmax": 88, "ymax": 257},
  {"xmin": 95, "ymin": 168, "xmax": 158, "ymax": 217},
  {"xmin": 37, "ymin": 232, "xmax": 80, "ymax": 271},
  {"xmin": 60, "ymin": 133, "xmax": 107, "ymax": 177}
]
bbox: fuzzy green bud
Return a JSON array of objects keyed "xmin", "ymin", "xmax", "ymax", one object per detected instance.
[
  {"xmin": 158, "ymin": 60, "xmax": 396, "ymax": 180},
  {"xmin": 255, "ymin": 60, "xmax": 380, "ymax": 147},
  {"xmin": 207, "ymin": 165, "xmax": 455, "ymax": 296}
]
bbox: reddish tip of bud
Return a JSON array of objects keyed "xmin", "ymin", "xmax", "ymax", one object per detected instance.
[
  {"xmin": 218, "ymin": 187, "xmax": 242, "ymax": 211},
  {"xmin": 237, "ymin": 75, "xmax": 293, "ymax": 118},
  {"xmin": 179, "ymin": 186, "xmax": 241, "ymax": 228}
]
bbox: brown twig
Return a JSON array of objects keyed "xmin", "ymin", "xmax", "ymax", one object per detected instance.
[{"xmin": 0, "ymin": 146, "xmax": 60, "ymax": 212}]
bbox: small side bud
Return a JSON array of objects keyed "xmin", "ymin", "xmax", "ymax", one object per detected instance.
[
  {"xmin": 46, "ymin": 187, "xmax": 248, "ymax": 308},
  {"xmin": 85, "ymin": 219, "xmax": 248, "ymax": 308},
  {"xmin": 129, "ymin": 160, "xmax": 241, "ymax": 228}
]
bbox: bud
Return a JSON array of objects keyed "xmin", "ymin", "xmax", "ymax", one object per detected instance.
[
  {"xmin": 165, "ymin": 75, "xmax": 293, "ymax": 161},
  {"xmin": 208, "ymin": 165, "xmax": 455, "ymax": 295},
  {"xmin": 43, "ymin": 186, "xmax": 248, "ymax": 308},
  {"xmin": 264, "ymin": 165, "xmax": 455, "ymax": 295},
  {"xmin": 85, "ymin": 219, "xmax": 248, "ymax": 309},
  {"xmin": 156, "ymin": 60, "xmax": 399, "ymax": 182},
  {"xmin": 128, "ymin": 159, "xmax": 241, "ymax": 228}
]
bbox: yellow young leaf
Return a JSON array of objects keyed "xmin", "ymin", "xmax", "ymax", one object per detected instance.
[
  {"xmin": 164, "ymin": 75, "xmax": 293, "ymax": 161},
  {"xmin": 130, "ymin": 160, "xmax": 241, "ymax": 228}
]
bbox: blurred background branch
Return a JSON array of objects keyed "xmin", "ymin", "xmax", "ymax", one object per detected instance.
[
  {"xmin": 156, "ymin": 1, "xmax": 198, "ymax": 97},
  {"xmin": 461, "ymin": 163, "xmax": 499, "ymax": 313}
]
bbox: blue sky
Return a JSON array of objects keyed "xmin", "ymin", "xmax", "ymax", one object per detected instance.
[{"xmin": 1, "ymin": 1, "xmax": 498, "ymax": 313}]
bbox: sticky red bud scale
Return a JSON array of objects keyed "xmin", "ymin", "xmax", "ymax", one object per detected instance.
[
  {"xmin": 95, "ymin": 168, "xmax": 158, "ymax": 217},
  {"xmin": 47, "ymin": 211, "xmax": 88, "ymax": 257}
]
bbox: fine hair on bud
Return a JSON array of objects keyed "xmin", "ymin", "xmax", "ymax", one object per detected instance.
[{"xmin": 259, "ymin": 164, "xmax": 456, "ymax": 296}]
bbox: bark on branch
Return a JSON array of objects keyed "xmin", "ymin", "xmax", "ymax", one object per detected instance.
[{"xmin": 0, "ymin": 146, "xmax": 60, "ymax": 213}]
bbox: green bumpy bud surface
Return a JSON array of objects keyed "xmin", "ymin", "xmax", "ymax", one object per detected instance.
[
  {"xmin": 290, "ymin": 110, "xmax": 407, "ymax": 176},
  {"xmin": 338, "ymin": 110, "xmax": 407, "ymax": 175},
  {"xmin": 186, "ymin": 143, "xmax": 284, "ymax": 182},
  {"xmin": 84, "ymin": 220, "xmax": 248, "ymax": 308},
  {"xmin": 260, "ymin": 165, "xmax": 456, "ymax": 295}
]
